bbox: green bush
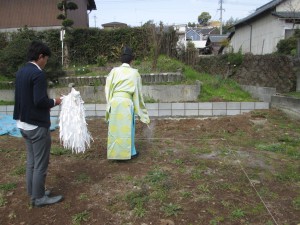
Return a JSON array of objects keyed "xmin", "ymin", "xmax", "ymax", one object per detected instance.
[
  {"xmin": 276, "ymin": 29, "xmax": 300, "ymax": 55},
  {"xmin": 0, "ymin": 27, "xmax": 64, "ymax": 81},
  {"xmin": 0, "ymin": 37, "xmax": 31, "ymax": 78}
]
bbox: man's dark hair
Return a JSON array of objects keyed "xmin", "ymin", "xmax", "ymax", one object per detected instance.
[
  {"xmin": 121, "ymin": 46, "xmax": 134, "ymax": 63},
  {"xmin": 27, "ymin": 41, "xmax": 51, "ymax": 61},
  {"xmin": 121, "ymin": 55, "xmax": 134, "ymax": 64}
]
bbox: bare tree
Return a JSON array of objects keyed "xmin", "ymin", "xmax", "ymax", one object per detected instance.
[{"xmin": 284, "ymin": 0, "xmax": 300, "ymax": 29}]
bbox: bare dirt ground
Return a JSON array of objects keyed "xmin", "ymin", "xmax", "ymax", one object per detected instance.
[{"xmin": 0, "ymin": 109, "xmax": 299, "ymax": 225}]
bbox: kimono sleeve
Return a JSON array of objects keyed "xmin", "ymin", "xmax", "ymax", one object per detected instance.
[{"xmin": 133, "ymin": 73, "xmax": 150, "ymax": 124}]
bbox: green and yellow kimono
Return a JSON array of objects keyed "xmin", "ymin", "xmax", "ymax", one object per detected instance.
[{"xmin": 105, "ymin": 63, "xmax": 150, "ymax": 160}]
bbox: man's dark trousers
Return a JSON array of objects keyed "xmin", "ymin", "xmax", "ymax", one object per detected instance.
[{"xmin": 20, "ymin": 127, "xmax": 51, "ymax": 199}]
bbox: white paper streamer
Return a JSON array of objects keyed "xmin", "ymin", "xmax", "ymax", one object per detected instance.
[{"xmin": 59, "ymin": 88, "xmax": 93, "ymax": 153}]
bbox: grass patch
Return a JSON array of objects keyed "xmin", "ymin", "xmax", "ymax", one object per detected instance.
[
  {"xmin": 11, "ymin": 165, "xmax": 26, "ymax": 176},
  {"xmin": 0, "ymin": 100, "xmax": 14, "ymax": 105},
  {"xmin": 284, "ymin": 92, "xmax": 300, "ymax": 98},
  {"xmin": 125, "ymin": 189, "xmax": 148, "ymax": 217},
  {"xmin": 0, "ymin": 182, "xmax": 17, "ymax": 192},
  {"xmin": 199, "ymin": 75, "xmax": 255, "ymax": 102},
  {"xmin": 276, "ymin": 165, "xmax": 300, "ymax": 182},
  {"xmin": 75, "ymin": 173, "xmax": 91, "ymax": 183},
  {"xmin": 51, "ymin": 146, "xmax": 70, "ymax": 156},
  {"xmin": 256, "ymin": 140, "xmax": 300, "ymax": 159}
]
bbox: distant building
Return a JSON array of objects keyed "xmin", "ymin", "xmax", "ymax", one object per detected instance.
[
  {"xmin": 0, "ymin": 0, "xmax": 96, "ymax": 32},
  {"xmin": 101, "ymin": 22, "xmax": 128, "ymax": 30},
  {"xmin": 230, "ymin": 0, "xmax": 300, "ymax": 54},
  {"xmin": 206, "ymin": 34, "xmax": 232, "ymax": 55}
]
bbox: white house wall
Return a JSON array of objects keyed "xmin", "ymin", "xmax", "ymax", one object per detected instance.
[
  {"xmin": 277, "ymin": 0, "xmax": 300, "ymax": 11},
  {"xmin": 231, "ymin": 14, "xmax": 296, "ymax": 54}
]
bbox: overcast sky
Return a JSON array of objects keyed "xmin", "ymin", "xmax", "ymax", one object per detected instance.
[{"xmin": 88, "ymin": 0, "xmax": 272, "ymax": 28}]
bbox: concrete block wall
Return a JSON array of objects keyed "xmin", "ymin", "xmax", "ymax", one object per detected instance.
[
  {"xmin": 57, "ymin": 73, "xmax": 183, "ymax": 86},
  {"xmin": 1, "ymin": 102, "xmax": 270, "ymax": 117}
]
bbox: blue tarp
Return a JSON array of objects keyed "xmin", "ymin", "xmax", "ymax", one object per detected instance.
[{"xmin": 0, "ymin": 114, "xmax": 59, "ymax": 137}]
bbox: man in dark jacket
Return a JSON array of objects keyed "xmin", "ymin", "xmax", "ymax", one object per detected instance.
[{"xmin": 13, "ymin": 41, "xmax": 63, "ymax": 207}]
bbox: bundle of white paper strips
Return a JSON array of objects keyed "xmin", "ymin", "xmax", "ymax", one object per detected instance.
[{"xmin": 59, "ymin": 88, "xmax": 93, "ymax": 153}]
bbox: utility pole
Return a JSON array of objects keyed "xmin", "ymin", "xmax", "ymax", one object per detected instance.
[
  {"xmin": 218, "ymin": 0, "xmax": 225, "ymax": 35},
  {"xmin": 94, "ymin": 15, "xmax": 97, "ymax": 28}
]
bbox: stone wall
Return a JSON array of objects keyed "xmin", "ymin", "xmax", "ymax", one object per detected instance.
[{"xmin": 195, "ymin": 54, "xmax": 297, "ymax": 93}]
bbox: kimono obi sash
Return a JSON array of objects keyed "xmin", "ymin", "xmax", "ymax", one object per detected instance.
[{"xmin": 113, "ymin": 92, "xmax": 133, "ymax": 100}]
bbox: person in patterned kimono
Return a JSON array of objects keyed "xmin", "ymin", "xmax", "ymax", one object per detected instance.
[{"xmin": 105, "ymin": 46, "xmax": 150, "ymax": 160}]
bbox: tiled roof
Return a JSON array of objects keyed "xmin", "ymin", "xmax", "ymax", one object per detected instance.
[
  {"xmin": 272, "ymin": 11, "xmax": 300, "ymax": 18},
  {"xmin": 234, "ymin": 0, "xmax": 285, "ymax": 27},
  {"xmin": 208, "ymin": 35, "xmax": 228, "ymax": 43}
]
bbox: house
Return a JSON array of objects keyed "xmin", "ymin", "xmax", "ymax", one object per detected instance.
[
  {"xmin": 206, "ymin": 34, "xmax": 229, "ymax": 55},
  {"xmin": 230, "ymin": 0, "xmax": 300, "ymax": 55},
  {"xmin": 0, "ymin": 0, "xmax": 96, "ymax": 32},
  {"xmin": 101, "ymin": 22, "xmax": 128, "ymax": 30},
  {"xmin": 185, "ymin": 27, "xmax": 219, "ymax": 54}
]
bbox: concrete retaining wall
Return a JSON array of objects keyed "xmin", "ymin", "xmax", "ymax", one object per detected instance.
[
  {"xmin": 241, "ymin": 85, "xmax": 277, "ymax": 103},
  {"xmin": 0, "ymin": 102, "xmax": 270, "ymax": 117},
  {"xmin": 0, "ymin": 82, "xmax": 201, "ymax": 103},
  {"xmin": 271, "ymin": 95, "xmax": 300, "ymax": 119},
  {"xmin": 57, "ymin": 73, "xmax": 184, "ymax": 86}
]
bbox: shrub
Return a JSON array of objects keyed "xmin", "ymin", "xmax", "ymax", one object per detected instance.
[
  {"xmin": 227, "ymin": 48, "xmax": 243, "ymax": 66},
  {"xmin": 0, "ymin": 27, "xmax": 64, "ymax": 81},
  {"xmin": 96, "ymin": 55, "xmax": 107, "ymax": 67},
  {"xmin": 276, "ymin": 29, "xmax": 300, "ymax": 55}
]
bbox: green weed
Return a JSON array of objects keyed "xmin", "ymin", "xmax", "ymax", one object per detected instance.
[
  {"xmin": 0, "ymin": 192, "xmax": 7, "ymax": 206},
  {"xmin": 209, "ymin": 216, "xmax": 224, "ymax": 224},
  {"xmin": 151, "ymin": 189, "xmax": 167, "ymax": 202},
  {"xmin": 173, "ymin": 159, "xmax": 184, "ymax": 165},
  {"xmin": 292, "ymin": 196, "xmax": 300, "ymax": 209},
  {"xmin": 8, "ymin": 211, "xmax": 17, "ymax": 219},
  {"xmin": 161, "ymin": 203, "xmax": 182, "ymax": 217},
  {"xmin": 191, "ymin": 169, "xmax": 202, "ymax": 180},
  {"xmin": 180, "ymin": 190, "xmax": 192, "ymax": 198},
  {"xmin": 258, "ymin": 187, "xmax": 278, "ymax": 199},
  {"xmin": 72, "ymin": 210, "xmax": 90, "ymax": 225},
  {"xmin": 125, "ymin": 190, "xmax": 148, "ymax": 217},
  {"xmin": 197, "ymin": 184, "xmax": 210, "ymax": 193},
  {"xmin": 146, "ymin": 169, "xmax": 168, "ymax": 185},
  {"xmin": 78, "ymin": 193, "xmax": 88, "ymax": 200},
  {"xmin": 231, "ymin": 208, "xmax": 245, "ymax": 219}
]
